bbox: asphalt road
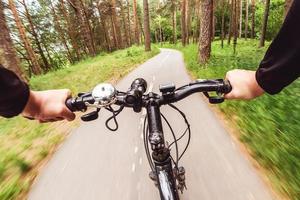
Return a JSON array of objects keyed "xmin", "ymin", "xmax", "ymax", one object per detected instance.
[{"xmin": 29, "ymin": 49, "xmax": 275, "ymax": 200}]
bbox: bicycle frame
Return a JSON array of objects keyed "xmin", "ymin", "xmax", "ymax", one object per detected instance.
[{"xmin": 147, "ymin": 98, "xmax": 180, "ymax": 200}]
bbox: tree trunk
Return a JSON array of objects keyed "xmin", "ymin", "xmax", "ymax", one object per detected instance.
[
  {"xmin": 110, "ymin": 15, "xmax": 118, "ymax": 49},
  {"xmin": 8, "ymin": 0, "xmax": 42, "ymax": 75},
  {"xmin": 211, "ymin": 2, "xmax": 216, "ymax": 41},
  {"xmin": 79, "ymin": 0, "xmax": 96, "ymax": 52},
  {"xmin": 143, "ymin": 0, "xmax": 151, "ymax": 51},
  {"xmin": 245, "ymin": 0, "xmax": 249, "ymax": 39},
  {"xmin": 198, "ymin": 0, "xmax": 213, "ymax": 64},
  {"xmin": 0, "ymin": 1, "xmax": 26, "ymax": 81},
  {"xmin": 284, "ymin": 0, "xmax": 293, "ymax": 17},
  {"xmin": 111, "ymin": 0, "xmax": 123, "ymax": 49},
  {"xmin": 221, "ymin": 0, "xmax": 226, "ymax": 48},
  {"xmin": 126, "ymin": 0, "xmax": 132, "ymax": 45},
  {"xmin": 239, "ymin": 0, "xmax": 242, "ymax": 38},
  {"xmin": 233, "ymin": 0, "xmax": 238, "ymax": 53},
  {"xmin": 133, "ymin": 0, "xmax": 140, "ymax": 45},
  {"xmin": 251, "ymin": 0, "xmax": 255, "ymax": 38},
  {"xmin": 194, "ymin": 0, "xmax": 200, "ymax": 43},
  {"xmin": 259, "ymin": 0, "xmax": 270, "ymax": 48},
  {"xmin": 120, "ymin": 1, "xmax": 130, "ymax": 47},
  {"xmin": 186, "ymin": 0, "xmax": 190, "ymax": 44},
  {"xmin": 60, "ymin": 0, "xmax": 81, "ymax": 60},
  {"xmin": 22, "ymin": 0, "xmax": 50, "ymax": 71},
  {"xmin": 171, "ymin": 0, "xmax": 177, "ymax": 44},
  {"xmin": 69, "ymin": 0, "xmax": 96, "ymax": 56},
  {"xmin": 181, "ymin": 0, "xmax": 187, "ymax": 46},
  {"xmin": 227, "ymin": 0, "xmax": 234, "ymax": 45}
]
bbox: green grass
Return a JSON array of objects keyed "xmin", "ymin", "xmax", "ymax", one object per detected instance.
[
  {"xmin": 162, "ymin": 40, "xmax": 300, "ymax": 200},
  {"xmin": 0, "ymin": 45, "xmax": 159, "ymax": 199}
]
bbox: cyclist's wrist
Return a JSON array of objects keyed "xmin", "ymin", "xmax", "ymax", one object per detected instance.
[
  {"xmin": 21, "ymin": 91, "xmax": 41, "ymax": 119},
  {"xmin": 250, "ymin": 72, "xmax": 265, "ymax": 98}
]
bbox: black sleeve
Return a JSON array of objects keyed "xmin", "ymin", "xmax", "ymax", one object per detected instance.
[
  {"xmin": 0, "ymin": 64, "xmax": 30, "ymax": 118},
  {"xmin": 256, "ymin": 0, "xmax": 300, "ymax": 94}
]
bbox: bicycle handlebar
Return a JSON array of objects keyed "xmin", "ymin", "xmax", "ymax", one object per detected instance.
[{"xmin": 66, "ymin": 79, "xmax": 231, "ymax": 113}]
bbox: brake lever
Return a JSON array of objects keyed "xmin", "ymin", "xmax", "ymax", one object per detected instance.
[
  {"xmin": 203, "ymin": 92, "xmax": 225, "ymax": 104},
  {"xmin": 81, "ymin": 108, "xmax": 100, "ymax": 121}
]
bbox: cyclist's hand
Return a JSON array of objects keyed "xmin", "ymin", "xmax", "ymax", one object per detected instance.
[
  {"xmin": 22, "ymin": 89, "xmax": 76, "ymax": 123},
  {"xmin": 224, "ymin": 69, "xmax": 264, "ymax": 100}
]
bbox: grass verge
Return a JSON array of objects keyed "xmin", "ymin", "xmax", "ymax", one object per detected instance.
[
  {"xmin": 0, "ymin": 45, "xmax": 159, "ymax": 200},
  {"xmin": 162, "ymin": 40, "xmax": 300, "ymax": 200}
]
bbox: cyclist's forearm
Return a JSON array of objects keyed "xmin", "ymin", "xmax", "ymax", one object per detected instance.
[
  {"xmin": 256, "ymin": 0, "xmax": 300, "ymax": 94},
  {"xmin": 0, "ymin": 64, "xmax": 30, "ymax": 118}
]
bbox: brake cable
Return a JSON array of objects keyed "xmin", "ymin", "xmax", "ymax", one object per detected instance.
[{"xmin": 105, "ymin": 105, "xmax": 124, "ymax": 131}]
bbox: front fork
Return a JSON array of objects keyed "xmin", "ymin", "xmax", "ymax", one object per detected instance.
[{"xmin": 146, "ymin": 101, "xmax": 186, "ymax": 197}]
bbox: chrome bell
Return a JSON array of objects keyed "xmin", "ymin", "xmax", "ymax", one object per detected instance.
[{"xmin": 92, "ymin": 83, "xmax": 117, "ymax": 105}]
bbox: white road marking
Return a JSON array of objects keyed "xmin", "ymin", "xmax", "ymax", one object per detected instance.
[
  {"xmin": 140, "ymin": 133, "xmax": 144, "ymax": 140},
  {"xmin": 132, "ymin": 163, "xmax": 136, "ymax": 172},
  {"xmin": 153, "ymin": 76, "xmax": 156, "ymax": 81},
  {"xmin": 134, "ymin": 146, "xmax": 138, "ymax": 154},
  {"xmin": 139, "ymin": 157, "xmax": 143, "ymax": 165}
]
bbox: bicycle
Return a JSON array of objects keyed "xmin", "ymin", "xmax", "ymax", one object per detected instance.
[{"xmin": 66, "ymin": 78, "xmax": 231, "ymax": 200}]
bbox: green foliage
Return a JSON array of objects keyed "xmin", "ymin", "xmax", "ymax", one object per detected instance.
[
  {"xmin": 163, "ymin": 40, "xmax": 300, "ymax": 200},
  {"xmin": 255, "ymin": 0, "xmax": 285, "ymax": 40},
  {"xmin": 0, "ymin": 177, "xmax": 22, "ymax": 200}
]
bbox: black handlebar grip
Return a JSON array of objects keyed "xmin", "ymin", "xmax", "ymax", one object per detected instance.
[
  {"xmin": 223, "ymin": 80, "xmax": 232, "ymax": 94},
  {"xmin": 65, "ymin": 98, "xmax": 76, "ymax": 112}
]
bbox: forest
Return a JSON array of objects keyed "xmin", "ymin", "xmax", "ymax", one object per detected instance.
[
  {"xmin": 0, "ymin": 0, "xmax": 299, "ymax": 200},
  {"xmin": 0, "ymin": 0, "xmax": 292, "ymax": 78}
]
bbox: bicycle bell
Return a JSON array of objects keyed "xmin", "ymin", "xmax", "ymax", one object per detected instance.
[{"xmin": 92, "ymin": 83, "xmax": 117, "ymax": 105}]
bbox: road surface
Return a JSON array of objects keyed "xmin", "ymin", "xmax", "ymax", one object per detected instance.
[{"xmin": 29, "ymin": 49, "xmax": 275, "ymax": 200}]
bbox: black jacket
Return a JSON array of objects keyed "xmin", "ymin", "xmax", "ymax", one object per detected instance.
[
  {"xmin": 0, "ymin": 1, "xmax": 300, "ymax": 117},
  {"xmin": 0, "ymin": 65, "xmax": 29, "ymax": 118},
  {"xmin": 256, "ymin": 0, "xmax": 300, "ymax": 94}
]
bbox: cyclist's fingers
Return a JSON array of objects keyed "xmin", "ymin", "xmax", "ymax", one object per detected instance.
[{"xmin": 60, "ymin": 107, "xmax": 76, "ymax": 121}]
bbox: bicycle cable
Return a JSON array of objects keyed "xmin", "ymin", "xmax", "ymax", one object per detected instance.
[
  {"xmin": 105, "ymin": 105, "xmax": 124, "ymax": 131},
  {"xmin": 168, "ymin": 104, "xmax": 191, "ymax": 161}
]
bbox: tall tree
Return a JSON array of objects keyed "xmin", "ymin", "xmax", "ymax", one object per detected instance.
[
  {"xmin": 126, "ymin": 0, "xmax": 132, "ymax": 45},
  {"xmin": 133, "ymin": 0, "xmax": 140, "ymax": 45},
  {"xmin": 8, "ymin": 0, "xmax": 42, "ymax": 75},
  {"xmin": 111, "ymin": 0, "xmax": 123, "ymax": 49},
  {"xmin": 98, "ymin": 1, "xmax": 113, "ymax": 51},
  {"xmin": 120, "ymin": 0, "xmax": 130, "ymax": 47},
  {"xmin": 259, "ymin": 0, "xmax": 270, "ymax": 47},
  {"xmin": 60, "ymin": 0, "xmax": 81, "ymax": 60},
  {"xmin": 181, "ymin": 0, "xmax": 187, "ymax": 46},
  {"xmin": 245, "ymin": 0, "xmax": 249, "ymax": 39},
  {"xmin": 239, "ymin": 0, "xmax": 242, "ymax": 38},
  {"xmin": 22, "ymin": 0, "xmax": 50, "ymax": 71},
  {"xmin": 227, "ymin": 0, "xmax": 234, "ymax": 44},
  {"xmin": 0, "ymin": 1, "xmax": 26, "ymax": 80},
  {"xmin": 185, "ymin": 0, "xmax": 190, "ymax": 44},
  {"xmin": 221, "ymin": 0, "xmax": 226, "ymax": 48},
  {"xmin": 50, "ymin": 1, "xmax": 73, "ymax": 63},
  {"xmin": 233, "ymin": 0, "xmax": 238, "ymax": 53},
  {"xmin": 198, "ymin": 0, "xmax": 213, "ymax": 63},
  {"xmin": 69, "ymin": 0, "xmax": 96, "ymax": 56},
  {"xmin": 250, "ymin": 0, "xmax": 255, "ymax": 38},
  {"xmin": 143, "ymin": 0, "xmax": 151, "ymax": 51},
  {"xmin": 171, "ymin": 0, "xmax": 177, "ymax": 44}
]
